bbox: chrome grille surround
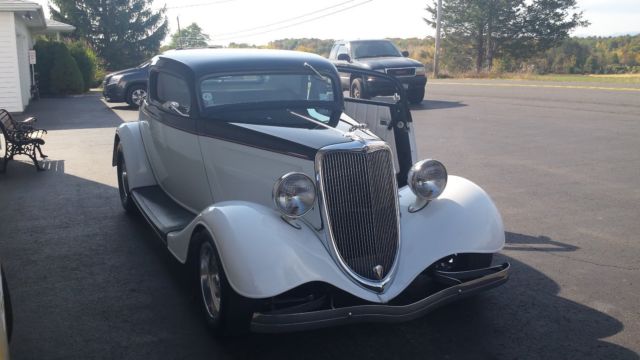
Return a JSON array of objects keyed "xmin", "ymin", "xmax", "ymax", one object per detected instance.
[
  {"xmin": 315, "ymin": 140, "xmax": 401, "ymax": 293},
  {"xmin": 385, "ymin": 67, "xmax": 416, "ymax": 77}
]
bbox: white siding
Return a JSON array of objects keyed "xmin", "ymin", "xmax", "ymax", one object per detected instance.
[
  {"xmin": 0, "ymin": 12, "xmax": 22, "ymax": 112},
  {"xmin": 14, "ymin": 14, "xmax": 32, "ymax": 110}
]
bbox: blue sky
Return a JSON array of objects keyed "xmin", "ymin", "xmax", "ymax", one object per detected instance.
[{"xmin": 37, "ymin": 0, "xmax": 640, "ymax": 45}]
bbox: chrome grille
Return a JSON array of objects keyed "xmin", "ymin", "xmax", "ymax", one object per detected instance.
[
  {"xmin": 386, "ymin": 67, "xmax": 416, "ymax": 77},
  {"xmin": 319, "ymin": 146, "xmax": 399, "ymax": 282}
]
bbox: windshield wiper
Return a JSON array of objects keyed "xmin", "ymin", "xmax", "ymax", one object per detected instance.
[{"xmin": 304, "ymin": 62, "xmax": 328, "ymax": 81}]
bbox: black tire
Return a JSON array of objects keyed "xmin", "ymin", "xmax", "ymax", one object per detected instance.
[
  {"xmin": 116, "ymin": 144, "xmax": 137, "ymax": 214},
  {"xmin": 408, "ymin": 87, "xmax": 425, "ymax": 104},
  {"xmin": 191, "ymin": 231, "xmax": 255, "ymax": 335},
  {"xmin": 126, "ymin": 84, "xmax": 147, "ymax": 107},
  {"xmin": 350, "ymin": 78, "xmax": 369, "ymax": 99},
  {"xmin": 1, "ymin": 267, "xmax": 12, "ymax": 343}
]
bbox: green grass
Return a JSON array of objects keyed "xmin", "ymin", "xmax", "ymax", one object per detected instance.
[{"xmin": 451, "ymin": 73, "xmax": 640, "ymax": 84}]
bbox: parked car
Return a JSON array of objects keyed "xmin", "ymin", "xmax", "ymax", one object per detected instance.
[
  {"xmin": 328, "ymin": 39, "xmax": 427, "ymax": 104},
  {"xmin": 102, "ymin": 59, "xmax": 153, "ymax": 107},
  {"xmin": 112, "ymin": 48, "xmax": 509, "ymax": 334}
]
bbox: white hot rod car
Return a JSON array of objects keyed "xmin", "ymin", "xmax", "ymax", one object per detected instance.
[{"xmin": 113, "ymin": 49, "xmax": 509, "ymax": 334}]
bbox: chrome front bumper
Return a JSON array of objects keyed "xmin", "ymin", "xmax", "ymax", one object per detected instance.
[{"xmin": 251, "ymin": 262, "xmax": 510, "ymax": 333}]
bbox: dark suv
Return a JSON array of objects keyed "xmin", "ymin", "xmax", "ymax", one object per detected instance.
[
  {"xmin": 102, "ymin": 59, "xmax": 152, "ymax": 107},
  {"xmin": 328, "ymin": 40, "xmax": 427, "ymax": 104}
]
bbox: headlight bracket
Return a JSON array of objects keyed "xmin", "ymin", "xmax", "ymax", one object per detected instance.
[{"xmin": 408, "ymin": 197, "xmax": 430, "ymax": 213}]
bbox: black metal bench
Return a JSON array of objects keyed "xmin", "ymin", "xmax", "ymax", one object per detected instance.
[{"xmin": 0, "ymin": 109, "xmax": 48, "ymax": 172}]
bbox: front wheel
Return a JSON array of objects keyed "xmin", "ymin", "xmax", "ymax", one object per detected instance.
[
  {"xmin": 350, "ymin": 78, "xmax": 369, "ymax": 99},
  {"xmin": 193, "ymin": 232, "xmax": 255, "ymax": 335},
  {"xmin": 1, "ymin": 267, "xmax": 12, "ymax": 343},
  {"xmin": 126, "ymin": 84, "xmax": 147, "ymax": 107},
  {"xmin": 116, "ymin": 144, "xmax": 137, "ymax": 214},
  {"xmin": 408, "ymin": 87, "xmax": 425, "ymax": 104}
]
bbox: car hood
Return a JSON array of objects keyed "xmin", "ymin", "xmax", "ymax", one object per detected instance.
[
  {"xmin": 353, "ymin": 57, "xmax": 423, "ymax": 70},
  {"xmin": 199, "ymin": 114, "xmax": 377, "ymax": 161},
  {"xmin": 106, "ymin": 67, "xmax": 144, "ymax": 78}
]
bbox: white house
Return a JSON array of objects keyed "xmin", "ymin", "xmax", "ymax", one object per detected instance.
[{"xmin": 0, "ymin": 0, "xmax": 74, "ymax": 112}]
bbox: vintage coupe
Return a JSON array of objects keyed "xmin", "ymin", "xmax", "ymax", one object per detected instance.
[{"xmin": 113, "ymin": 49, "xmax": 509, "ymax": 334}]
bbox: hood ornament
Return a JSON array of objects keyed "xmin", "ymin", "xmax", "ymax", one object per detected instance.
[
  {"xmin": 344, "ymin": 123, "xmax": 368, "ymax": 143},
  {"xmin": 373, "ymin": 265, "xmax": 384, "ymax": 280},
  {"xmin": 348, "ymin": 122, "xmax": 368, "ymax": 132}
]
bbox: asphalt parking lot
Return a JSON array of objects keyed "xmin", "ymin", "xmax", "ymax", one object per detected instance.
[{"xmin": 1, "ymin": 80, "xmax": 639, "ymax": 359}]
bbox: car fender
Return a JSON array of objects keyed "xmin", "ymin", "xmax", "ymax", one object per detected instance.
[
  {"xmin": 166, "ymin": 201, "xmax": 382, "ymax": 302},
  {"xmin": 379, "ymin": 175, "xmax": 505, "ymax": 301},
  {"xmin": 113, "ymin": 122, "xmax": 157, "ymax": 190},
  {"xmin": 166, "ymin": 176, "xmax": 504, "ymax": 302}
]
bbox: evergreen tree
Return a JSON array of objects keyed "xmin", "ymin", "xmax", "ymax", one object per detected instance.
[
  {"xmin": 50, "ymin": 0, "xmax": 168, "ymax": 69},
  {"xmin": 425, "ymin": 0, "xmax": 588, "ymax": 72}
]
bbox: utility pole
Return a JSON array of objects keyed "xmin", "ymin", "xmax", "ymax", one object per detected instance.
[
  {"xmin": 433, "ymin": 0, "xmax": 443, "ymax": 78},
  {"xmin": 177, "ymin": 16, "xmax": 183, "ymax": 49}
]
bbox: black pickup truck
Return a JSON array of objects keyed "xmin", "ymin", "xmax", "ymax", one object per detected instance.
[{"xmin": 328, "ymin": 39, "xmax": 427, "ymax": 104}]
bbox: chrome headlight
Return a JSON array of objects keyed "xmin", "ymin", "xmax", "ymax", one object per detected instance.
[
  {"xmin": 273, "ymin": 172, "xmax": 316, "ymax": 218},
  {"xmin": 407, "ymin": 159, "xmax": 448, "ymax": 200},
  {"xmin": 107, "ymin": 74, "xmax": 123, "ymax": 85},
  {"xmin": 415, "ymin": 66, "xmax": 426, "ymax": 75}
]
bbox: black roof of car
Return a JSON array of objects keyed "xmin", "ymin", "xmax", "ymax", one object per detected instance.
[{"xmin": 157, "ymin": 48, "xmax": 337, "ymax": 77}]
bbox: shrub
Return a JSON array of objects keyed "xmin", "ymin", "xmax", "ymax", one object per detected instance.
[
  {"xmin": 49, "ymin": 45, "xmax": 84, "ymax": 95},
  {"xmin": 68, "ymin": 41, "xmax": 98, "ymax": 92},
  {"xmin": 34, "ymin": 39, "xmax": 84, "ymax": 95},
  {"xmin": 34, "ymin": 39, "xmax": 57, "ymax": 95}
]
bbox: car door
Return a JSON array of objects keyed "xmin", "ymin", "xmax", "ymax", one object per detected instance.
[
  {"xmin": 335, "ymin": 43, "xmax": 352, "ymax": 90},
  {"xmin": 336, "ymin": 66, "xmax": 417, "ymax": 186},
  {"xmin": 139, "ymin": 69, "xmax": 213, "ymax": 212}
]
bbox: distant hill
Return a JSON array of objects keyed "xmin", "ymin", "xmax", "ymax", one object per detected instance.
[{"xmin": 248, "ymin": 34, "xmax": 639, "ymax": 75}]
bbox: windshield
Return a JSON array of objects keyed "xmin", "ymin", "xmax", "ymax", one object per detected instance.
[
  {"xmin": 351, "ymin": 41, "xmax": 402, "ymax": 59},
  {"xmin": 200, "ymin": 73, "xmax": 335, "ymax": 108},
  {"xmin": 137, "ymin": 60, "xmax": 150, "ymax": 68}
]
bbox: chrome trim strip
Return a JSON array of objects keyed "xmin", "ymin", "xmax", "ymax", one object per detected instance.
[{"xmin": 315, "ymin": 140, "xmax": 401, "ymax": 293}]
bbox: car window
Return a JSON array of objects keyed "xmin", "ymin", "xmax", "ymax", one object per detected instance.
[
  {"xmin": 330, "ymin": 44, "xmax": 342, "ymax": 59},
  {"xmin": 199, "ymin": 73, "xmax": 335, "ymax": 108},
  {"xmin": 351, "ymin": 41, "xmax": 402, "ymax": 59},
  {"xmin": 156, "ymin": 72, "xmax": 191, "ymax": 112},
  {"xmin": 337, "ymin": 45, "xmax": 348, "ymax": 57}
]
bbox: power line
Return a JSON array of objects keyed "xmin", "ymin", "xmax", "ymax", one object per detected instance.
[
  {"xmin": 214, "ymin": 0, "xmax": 373, "ymax": 41},
  {"xmin": 213, "ymin": 0, "xmax": 358, "ymax": 37}
]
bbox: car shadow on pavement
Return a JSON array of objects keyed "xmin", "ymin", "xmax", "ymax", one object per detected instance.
[
  {"xmin": 15, "ymin": 94, "xmax": 125, "ymax": 131},
  {"xmin": 109, "ymin": 104, "xmax": 138, "ymax": 111},
  {"xmin": 411, "ymin": 99, "xmax": 467, "ymax": 111},
  {"xmin": 0, "ymin": 162, "xmax": 636, "ymax": 360},
  {"xmin": 505, "ymin": 231, "xmax": 579, "ymax": 252},
  {"xmin": 224, "ymin": 252, "xmax": 637, "ymax": 360}
]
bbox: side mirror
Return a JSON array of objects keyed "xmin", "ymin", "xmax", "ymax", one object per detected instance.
[
  {"xmin": 401, "ymin": 51, "xmax": 409, "ymax": 57},
  {"xmin": 337, "ymin": 53, "xmax": 351, "ymax": 62}
]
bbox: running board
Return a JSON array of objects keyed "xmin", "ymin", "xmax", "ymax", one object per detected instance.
[{"xmin": 130, "ymin": 186, "xmax": 195, "ymax": 242}]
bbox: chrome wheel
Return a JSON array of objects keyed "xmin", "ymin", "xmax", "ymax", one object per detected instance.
[
  {"xmin": 116, "ymin": 148, "xmax": 136, "ymax": 213},
  {"xmin": 118, "ymin": 153, "xmax": 130, "ymax": 204},
  {"xmin": 130, "ymin": 89, "xmax": 147, "ymax": 106},
  {"xmin": 200, "ymin": 242, "xmax": 222, "ymax": 319}
]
